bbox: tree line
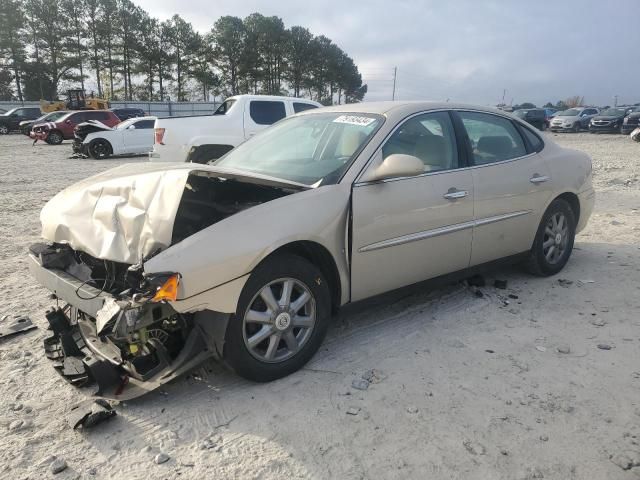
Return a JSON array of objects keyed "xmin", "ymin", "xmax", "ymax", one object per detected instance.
[{"xmin": 0, "ymin": 0, "xmax": 367, "ymax": 105}]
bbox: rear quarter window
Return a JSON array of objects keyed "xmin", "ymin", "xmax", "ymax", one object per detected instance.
[
  {"xmin": 518, "ymin": 125, "xmax": 544, "ymax": 153},
  {"xmin": 293, "ymin": 102, "xmax": 318, "ymax": 113}
]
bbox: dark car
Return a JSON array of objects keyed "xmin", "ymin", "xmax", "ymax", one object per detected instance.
[
  {"xmin": 622, "ymin": 107, "xmax": 640, "ymax": 135},
  {"xmin": 513, "ymin": 108, "xmax": 546, "ymax": 130},
  {"xmin": 589, "ymin": 107, "xmax": 637, "ymax": 134},
  {"xmin": 32, "ymin": 110, "xmax": 121, "ymax": 144},
  {"xmin": 0, "ymin": 107, "xmax": 42, "ymax": 134},
  {"xmin": 19, "ymin": 111, "xmax": 70, "ymax": 136},
  {"xmin": 110, "ymin": 108, "xmax": 146, "ymax": 121}
]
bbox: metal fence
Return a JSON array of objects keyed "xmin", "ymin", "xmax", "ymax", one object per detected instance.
[{"xmin": 0, "ymin": 100, "xmax": 219, "ymax": 118}]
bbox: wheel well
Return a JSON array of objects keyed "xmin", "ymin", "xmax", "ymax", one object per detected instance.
[
  {"xmin": 266, "ymin": 241, "xmax": 341, "ymax": 313},
  {"xmin": 556, "ymin": 192, "xmax": 580, "ymax": 223},
  {"xmin": 91, "ymin": 138, "xmax": 113, "ymax": 152}
]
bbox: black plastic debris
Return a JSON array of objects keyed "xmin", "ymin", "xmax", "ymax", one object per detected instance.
[
  {"xmin": 68, "ymin": 399, "xmax": 116, "ymax": 430},
  {"xmin": 494, "ymin": 279, "xmax": 508, "ymax": 289},
  {"xmin": 474, "ymin": 290, "xmax": 484, "ymax": 298},
  {"xmin": 0, "ymin": 315, "xmax": 37, "ymax": 340},
  {"xmin": 467, "ymin": 275, "xmax": 486, "ymax": 287}
]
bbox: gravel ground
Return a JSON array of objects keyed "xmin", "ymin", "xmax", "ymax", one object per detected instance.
[{"xmin": 0, "ymin": 132, "xmax": 639, "ymax": 479}]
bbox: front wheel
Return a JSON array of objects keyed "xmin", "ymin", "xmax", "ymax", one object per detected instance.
[
  {"xmin": 224, "ymin": 254, "xmax": 331, "ymax": 382},
  {"xmin": 88, "ymin": 139, "xmax": 112, "ymax": 159},
  {"xmin": 525, "ymin": 199, "xmax": 576, "ymax": 276},
  {"xmin": 0, "ymin": 124, "xmax": 9, "ymax": 135},
  {"xmin": 46, "ymin": 130, "xmax": 63, "ymax": 145}
]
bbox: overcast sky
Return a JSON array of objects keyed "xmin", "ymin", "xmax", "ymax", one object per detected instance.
[{"xmin": 133, "ymin": 0, "xmax": 639, "ymax": 106}]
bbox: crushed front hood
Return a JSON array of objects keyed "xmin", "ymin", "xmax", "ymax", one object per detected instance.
[{"xmin": 40, "ymin": 163, "xmax": 307, "ymax": 265}]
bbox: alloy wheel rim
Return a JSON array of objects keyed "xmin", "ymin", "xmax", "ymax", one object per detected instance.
[
  {"xmin": 542, "ymin": 212, "xmax": 568, "ymax": 264},
  {"xmin": 92, "ymin": 142, "xmax": 107, "ymax": 157},
  {"xmin": 242, "ymin": 277, "xmax": 316, "ymax": 363},
  {"xmin": 0, "ymin": 126, "xmax": 8, "ymax": 134}
]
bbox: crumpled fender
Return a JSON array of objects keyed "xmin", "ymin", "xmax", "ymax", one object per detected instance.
[{"xmin": 144, "ymin": 184, "xmax": 351, "ymax": 312}]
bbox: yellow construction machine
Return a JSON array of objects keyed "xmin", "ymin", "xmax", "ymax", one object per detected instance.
[{"xmin": 40, "ymin": 89, "xmax": 109, "ymax": 113}]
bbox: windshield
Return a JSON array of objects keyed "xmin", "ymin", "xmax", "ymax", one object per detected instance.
[
  {"xmin": 558, "ymin": 109, "xmax": 580, "ymax": 116},
  {"xmin": 214, "ymin": 99, "xmax": 236, "ymax": 115},
  {"xmin": 601, "ymin": 108, "xmax": 625, "ymax": 116},
  {"xmin": 214, "ymin": 112, "xmax": 383, "ymax": 186}
]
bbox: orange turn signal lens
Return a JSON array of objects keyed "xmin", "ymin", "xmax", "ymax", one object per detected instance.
[{"xmin": 152, "ymin": 274, "xmax": 180, "ymax": 302}]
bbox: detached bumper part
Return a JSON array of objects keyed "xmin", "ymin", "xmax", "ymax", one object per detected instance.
[{"xmin": 44, "ymin": 308, "xmax": 124, "ymax": 395}]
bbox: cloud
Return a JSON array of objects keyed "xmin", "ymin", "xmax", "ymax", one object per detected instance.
[{"xmin": 133, "ymin": 0, "xmax": 640, "ymax": 106}]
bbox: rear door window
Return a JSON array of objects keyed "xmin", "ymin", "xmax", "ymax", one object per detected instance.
[
  {"xmin": 249, "ymin": 101, "xmax": 286, "ymax": 125},
  {"xmin": 135, "ymin": 120, "xmax": 155, "ymax": 129},
  {"xmin": 456, "ymin": 111, "xmax": 527, "ymax": 165}
]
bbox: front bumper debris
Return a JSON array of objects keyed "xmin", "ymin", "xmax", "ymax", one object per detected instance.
[
  {"xmin": 29, "ymin": 251, "xmax": 216, "ymax": 400},
  {"xmin": 44, "ymin": 307, "xmax": 125, "ymax": 394}
]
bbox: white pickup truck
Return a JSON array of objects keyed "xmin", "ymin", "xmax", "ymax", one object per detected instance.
[{"xmin": 150, "ymin": 94, "xmax": 321, "ymax": 163}]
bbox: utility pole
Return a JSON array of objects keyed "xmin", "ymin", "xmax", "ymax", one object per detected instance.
[
  {"xmin": 392, "ymin": 66, "xmax": 397, "ymax": 101},
  {"xmin": 614, "ymin": 95, "xmax": 618, "ymax": 107}
]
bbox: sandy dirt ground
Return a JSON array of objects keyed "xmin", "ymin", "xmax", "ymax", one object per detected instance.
[{"xmin": 0, "ymin": 131, "xmax": 639, "ymax": 480}]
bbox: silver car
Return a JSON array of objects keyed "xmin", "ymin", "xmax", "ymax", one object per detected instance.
[
  {"xmin": 549, "ymin": 107, "xmax": 599, "ymax": 132},
  {"xmin": 29, "ymin": 102, "xmax": 595, "ymax": 399}
]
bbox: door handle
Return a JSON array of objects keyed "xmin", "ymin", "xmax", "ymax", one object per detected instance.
[
  {"xmin": 443, "ymin": 189, "xmax": 468, "ymax": 200},
  {"xmin": 530, "ymin": 174, "xmax": 549, "ymax": 184}
]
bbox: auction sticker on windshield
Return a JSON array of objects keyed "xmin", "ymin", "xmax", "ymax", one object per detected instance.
[{"xmin": 333, "ymin": 115, "xmax": 376, "ymax": 126}]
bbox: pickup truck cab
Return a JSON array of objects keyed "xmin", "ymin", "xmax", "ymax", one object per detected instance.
[{"xmin": 150, "ymin": 94, "xmax": 321, "ymax": 163}]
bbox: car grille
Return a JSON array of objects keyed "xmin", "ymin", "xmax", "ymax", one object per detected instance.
[{"xmin": 593, "ymin": 121, "xmax": 610, "ymax": 126}]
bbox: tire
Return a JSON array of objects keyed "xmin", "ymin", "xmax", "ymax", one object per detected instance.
[
  {"xmin": 572, "ymin": 123, "xmax": 580, "ymax": 133},
  {"xmin": 46, "ymin": 130, "xmax": 63, "ymax": 145},
  {"xmin": 0, "ymin": 124, "xmax": 9, "ymax": 135},
  {"xmin": 224, "ymin": 254, "xmax": 331, "ymax": 382},
  {"xmin": 525, "ymin": 199, "xmax": 576, "ymax": 276},
  {"xmin": 88, "ymin": 139, "xmax": 112, "ymax": 159}
]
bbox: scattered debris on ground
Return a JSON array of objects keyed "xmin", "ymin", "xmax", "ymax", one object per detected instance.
[
  {"xmin": 0, "ymin": 315, "xmax": 36, "ymax": 339},
  {"xmin": 68, "ymin": 399, "xmax": 117, "ymax": 430}
]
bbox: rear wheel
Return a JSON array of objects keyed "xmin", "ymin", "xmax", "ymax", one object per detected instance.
[
  {"xmin": 46, "ymin": 130, "xmax": 63, "ymax": 145},
  {"xmin": 224, "ymin": 254, "xmax": 331, "ymax": 382},
  {"xmin": 525, "ymin": 199, "xmax": 576, "ymax": 276},
  {"xmin": 88, "ymin": 139, "xmax": 112, "ymax": 159}
]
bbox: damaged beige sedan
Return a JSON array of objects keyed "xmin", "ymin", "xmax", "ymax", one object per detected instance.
[{"xmin": 28, "ymin": 102, "xmax": 595, "ymax": 399}]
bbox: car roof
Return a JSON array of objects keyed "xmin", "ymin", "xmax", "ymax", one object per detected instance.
[
  {"xmin": 226, "ymin": 94, "xmax": 322, "ymax": 106},
  {"xmin": 297, "ymin": 101, "xmax": 512, "ymax": 120}
]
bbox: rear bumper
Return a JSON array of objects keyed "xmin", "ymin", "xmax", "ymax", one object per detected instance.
[
  {"xmin": 149, "ymin": 144, "xmax": 185, "ymax": 162},
  {"xmin": 576, "ymin": 187, "xmax": 596, "ymax": 234}
]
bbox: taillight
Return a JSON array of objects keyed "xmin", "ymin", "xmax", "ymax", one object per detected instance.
[{"xmin": 154, "ymin": 128, "xmax": 165, "ymax": 145}]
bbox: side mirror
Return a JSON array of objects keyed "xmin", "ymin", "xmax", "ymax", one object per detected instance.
[
  {"xmin": 127, "ymin": 124, "xmax": 136, "ymax": 129},
  {"xmin": 366, "ymin": 153, "xmax": 424, "ymax": 182}
]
